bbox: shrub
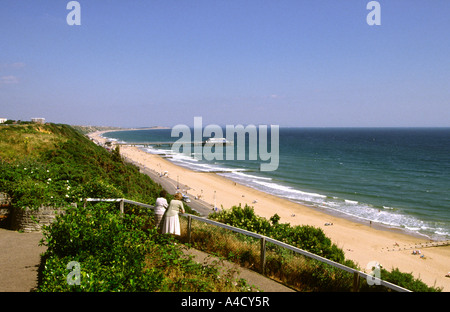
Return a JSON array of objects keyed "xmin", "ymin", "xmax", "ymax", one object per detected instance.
[
  {"xmin": 39, "ymin": 202, "xmax": 158, "ymax": 291},
  {"xmin": 207, "ymin": 205, "xmax": 442, "ymax": 292},
  {"xmin": 210, "ymin": 204, "xmax": 351, "ymax": 266},
  {"xmin": 360, "ymin": 268, "xmax": 442, "ymax": 292},
  {"xmin": 38, "ymin": 202, "xmax": 256, "ymax": 292}
]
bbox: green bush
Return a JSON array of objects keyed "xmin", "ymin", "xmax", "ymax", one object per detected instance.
[
  {"xmin": 208, "ymin": 205, "xmax": 442, "ymax": 292},
  {"xmin": 359, "ymin": 268, "xmax": 442, "ymax": 292},
  {"xmin": 210, "ymin": 204, "xmax": 352, "ymax": 265},
  {"xmin": 38, "ymin": 202, "xmax": 256, "ymax": 292},
  {"xmin": 38, "ymin": 202, "xmax": 165, "ymax": 291},
  {"xmin": 179, "ymin": 216, "xmax": 355, "ymax": 291}
]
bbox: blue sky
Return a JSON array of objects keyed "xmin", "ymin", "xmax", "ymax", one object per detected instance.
[{"xmin": 1, "ymin": 0, "xmax": 449, "ymax": 127}]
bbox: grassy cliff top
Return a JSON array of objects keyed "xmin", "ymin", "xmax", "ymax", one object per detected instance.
[
  {"xmin": 0, "ymin": 123, "xmax": 163, "ymax": 208},
  {"xmin": 70, "ymin": 125, "xmax": 126, "ymax": 135},
  {"xmin": 0, "ymin": 123, "xmax": 68, "ymax": 162}
]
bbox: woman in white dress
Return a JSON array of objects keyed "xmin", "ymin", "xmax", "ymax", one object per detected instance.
[
  {"xmin": 162, "ymin": 192, "xmax": 185, "ymax": 235},
  {"xmin": 154, "ymin": 190, "xmax": 168, "ymax": 229}
]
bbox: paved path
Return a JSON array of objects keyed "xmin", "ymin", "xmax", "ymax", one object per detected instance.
[
  {"xmin": 183, "ymin": 248, "xmax": 295, "ymax": 292},
  {"xmin": 0, "ymin": 228, "xmax": 46, "ymax": 292}
]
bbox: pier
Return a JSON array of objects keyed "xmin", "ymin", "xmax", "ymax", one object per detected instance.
[
  {"xmin": 116, "ymin": 141, "xmax": 200, "ymax": 147},
  {"xmin": 114, "ymin": 141, "xmax": 233, "ymax": 147}
]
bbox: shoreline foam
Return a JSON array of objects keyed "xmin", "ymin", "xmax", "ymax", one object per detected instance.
[{"xmin": 88, "ymin": 130, "xmax": 450, "ymax": 291}]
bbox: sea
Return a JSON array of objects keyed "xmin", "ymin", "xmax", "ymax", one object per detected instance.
[{"xmin": 103, "ymin": 127, "xmax": 450, "ymax": 241}]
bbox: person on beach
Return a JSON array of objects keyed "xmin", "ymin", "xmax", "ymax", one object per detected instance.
[
  {"xmin": 154, "ymin": 190, "xmax": 168, "ymax": 229},
  {"xmin": 162, "ymin": 192, "xmax": 185, "ymax": 236}
]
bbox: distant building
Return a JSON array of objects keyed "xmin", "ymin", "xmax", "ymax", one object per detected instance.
[
  {"xmin": 0, "ymin": 118, "xmax": 7, "ymax": 124},
  {"xmin": 31, "ymin": 118, "xmax": 45, "ymax": 124}
]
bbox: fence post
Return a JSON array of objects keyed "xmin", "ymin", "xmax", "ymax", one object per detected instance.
[
  {"xmin": 119, "ymin": 199, "xmax": 124, "ymax": 215},
  {"xmin": 187, "ymin": 215, "xmax": 192, "ymax": 245},
  {"xmin": 353, "ymin": 272, "xmax": 360, "ymax": 292},
  {"xmin": 260, "ymin": 237, "xmax": 266, "ymax": 275}
]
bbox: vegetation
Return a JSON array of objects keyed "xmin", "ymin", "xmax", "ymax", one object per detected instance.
[
  {"xmin": 197, "ymin": 205, "xmax": 441, "ymax": 292},
  {"xmin": 0, "ymin": 123, "xmax": 161, "ymax": 208},
  {"xmin": 210, "ymin": 205, "xmax": 354, "ymax": 265},
  {"xmin": 38, "ymin": 202, "xmax": 255, "ymax": 292},
  {"xmin": 179, "ymin": 216, "xmax": 355, "ymax": 291},
  {"xmin": 70, "ymin": 125, "xmax": 125, "ymax": 135}
]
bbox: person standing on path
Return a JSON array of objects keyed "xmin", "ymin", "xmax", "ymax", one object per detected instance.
[
  {"xmin": 154, "ymin": 190, "xmax": 168, "ymax": 229},
  {"xmin": 162, "ymin": 192, "xmax": 185, "ymax": 236}
]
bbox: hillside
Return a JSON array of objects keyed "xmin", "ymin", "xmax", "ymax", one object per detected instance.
[
  {"xmin": 0, "ymin": 123, "xmax": 163, "ymax": 209},
  {"xmin": 70, "ymin": 125, "xmax": 126, "ymax": 135}
]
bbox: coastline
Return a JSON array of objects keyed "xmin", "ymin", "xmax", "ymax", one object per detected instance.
[{"xmin": 88, "ymin": 130, "xmax": 450, "ymax": 291}]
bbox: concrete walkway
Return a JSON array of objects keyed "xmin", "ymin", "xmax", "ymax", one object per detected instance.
[
  {"xmin": 0, "ymin": 228, "xmax": 46, "ymax": 292},
  {"xmin": 183, "ymin": 248, "xmax": 295, "ymax": 292}
]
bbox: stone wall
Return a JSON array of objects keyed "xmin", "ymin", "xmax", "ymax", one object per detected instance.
[
  {"xmin": 0, "ymin": 192, "xmax": 65, "ymax": 232},
  {"xmin": 10, "ymin": 206, "xmax": 65, "ymax": 233}
]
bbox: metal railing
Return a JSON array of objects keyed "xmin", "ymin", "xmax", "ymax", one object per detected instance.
[
  {"xmin": 85, "ymin": 198, "xmax": 412, "ymax": 292},
  {"xmin": 85, "ymin": 198, "xmax": 154, "ymax": 214}
]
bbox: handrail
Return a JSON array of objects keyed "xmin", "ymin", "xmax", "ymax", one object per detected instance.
[
  {"xmin": 85, "ymin": 198, "xmax": 154, "ymax": 214},
  {"xmin": 86, "ymin": 198, "xmax": 154, "ymax": 209},
  {"xmin": 85, "ymin": 198, "xmax": 412, "ymax": 292},
  {"xmin": 181, "ymin": 213, "xmax": 412, "ymax": 292}
]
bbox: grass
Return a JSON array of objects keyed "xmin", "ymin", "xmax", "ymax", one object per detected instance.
[
  {"xmin": 0, "ymin": 123, "xmax": 165, "ymax": 209},
  {"xmin": 144, "ymin": 243, "xmax": 259, "ymax": 292},
  {"xmin": 0, "ymin": 124, "xmax": 65, "ymax": 161}
]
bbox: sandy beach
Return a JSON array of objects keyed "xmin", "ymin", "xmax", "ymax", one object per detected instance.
[{"xmin": 89, "ymin": 130, "xmax": 450, "ymax": 291}]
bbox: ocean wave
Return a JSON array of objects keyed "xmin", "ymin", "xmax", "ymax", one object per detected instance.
[
  {"xmin": 251, "ymin": 180, "xmax": 327, "ymax": 200},
  {"xmin": 130, "ymin": 137, "xmax": 450, "ymax": 240},
  {"xmin": 109, "ymin": 129, "xmax": 450, "ymax": 239},
  {"xmin": 226, "ymin": 173, "xmax": 450, "ymax": 240},
  {"xmin": 231, "ymin": 171, "xmax": 273, "ymax": 181}
]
